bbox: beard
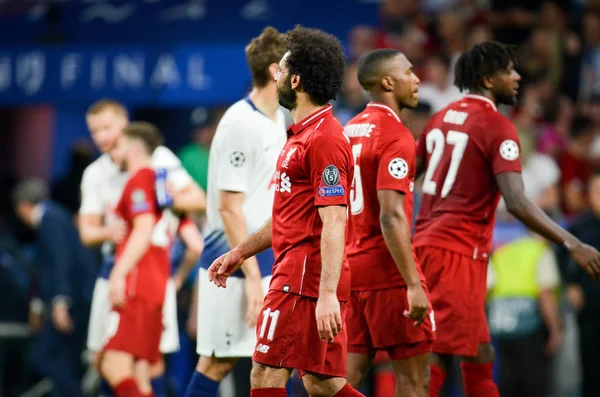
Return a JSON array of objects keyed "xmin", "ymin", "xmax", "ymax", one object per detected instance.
[
  {"xmin": 496, "ymin": 91, "xmax": 518, "ymax": 106},
  {"xmin": 278, "ymin": 75, "xmax": 297, "ymax": 110}
]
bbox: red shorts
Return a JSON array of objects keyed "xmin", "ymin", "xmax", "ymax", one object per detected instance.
[
  {"xmin": 415, "ymin": 246, "xmax": 490, "ymax": 357},
  {"xmin": 252, "ymin": 290, "xmax": 348, "ymax": 378},
  {"xmin": 103, "ymin": 299, "xmax": 163, "ymax": 363},
  {"xmin": 347, "ymin": 284, "xmax": 434, "ymax": 360}
]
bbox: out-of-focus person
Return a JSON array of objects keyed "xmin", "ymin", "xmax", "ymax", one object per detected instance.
[
  {"xmin": 559, "ymin": 116, "xmax": 596, "ymax": 217},
  {"xmin": 0, "ymin": 219, "xmax": 35, "ymax": 397},
  {"xmin": 488, "ymin": 233, "xmax": 562, "ymax": 397},
  {"xmin": 178, "ymin": 108, "xmax": 226, "ymax": 192},
  {"xmin": 563, "ymin": 170, "xmax": 600, "ymax": 397},
  {"xmin": 334, "ymin": 62, "xmax": 370, "ymax": 125},
  {"xmin": 348, "ymin": 25, "xmax": 376, "ymax": 62},
  {"xmin": 13, "ymin": 178, "xmax": 96, "ymax": 397},
  {"xmin": 417, "ymin": 53, "xmax": 462, "ymax": 114}
]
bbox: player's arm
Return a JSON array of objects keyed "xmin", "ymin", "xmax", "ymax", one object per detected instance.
[
  {"xmin": 171, "ymin": 179, "xmax": 206, "ymax": 213},
  {"xmin": 154, "ymin": 146, "xmax": 206, "ymax": 213},
  {"xmin": 173, "ymin": 220, "xmax": 204, "ymax": 291},
  {"xmin": 219, "ymin": 191, "xmax": 261, "ymax": 280},
  {"xmin": 318, "ymin": 205, "xmax": 347, "ymax": 297},
  {"xmin": 210, "ymin": 217, "xmax": 272, "ymax": 287},
  {"xmin": 111, "ymin": 214, "xmax": 155, "ymax": 279},
  {"xmin": 497, "ymin": 172, "xmax": 600, "ymax": 279},
  {"xmin": 378, "ymin": 190, "xmax": 428, "ymax": 324}
]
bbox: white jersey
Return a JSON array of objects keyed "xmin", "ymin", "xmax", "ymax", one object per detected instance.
[
  {"xmin": 205, "ymin": 98, "xmax": 287, "ymax": 235},
  {"xmin": 79, "ymin": 146, "xmax": 192, "ymax": 255}
]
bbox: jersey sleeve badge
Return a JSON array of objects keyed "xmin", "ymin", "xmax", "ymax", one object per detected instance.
[
  {"xmin": 388, "ymin": 158, "xmax": 409, "ymax": 179},
  {"xmin": 499, "ymin": 140, "xmax": 519, "ymax": 161},
  {"xmin": 318, "ymin": 165, "xmax": 345, "ymax": 197}
]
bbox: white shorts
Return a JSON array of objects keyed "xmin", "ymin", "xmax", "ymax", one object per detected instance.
[
  {"xmin": 87, "ymin": 277, "xmax": 180, "ymax": 354},
  {"xmin": 196, "ymin": 268, "xmax": 271, "ymax": 358}
]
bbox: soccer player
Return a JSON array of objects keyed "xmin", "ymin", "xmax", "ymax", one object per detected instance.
[
  {"xmin": 413, "ymin": 42, "xmax": 600, "ymax": 397},
  {"xmin": 344, "ymin": 49, "xmax": 434, "ymax": 397},
  {"xmin": 80, "ymin": 100, "xmax": 205, "ymax": 396},
  {"xmin": 100, "ymin": 122, "xmax": 196, "ymax": 397},
  {"xmin": 209, "ymin": 26, "xmax": 365, "ymax": 397},
  {"xmin": 183, "ymin": 26, "xmax": 287, "ymax": 397}
]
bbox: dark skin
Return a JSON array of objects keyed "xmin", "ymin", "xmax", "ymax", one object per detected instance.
[
  {"xmin": 347, "ymin": 53, "xmax": 430, "ymax": 397},
  {"xmin": 415, "ymin": 61, "xmax": 600, "ymax": 373}
]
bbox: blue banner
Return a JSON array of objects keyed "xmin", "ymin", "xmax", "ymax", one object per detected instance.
[
  {"xmin": 0, "ymin": 0, "xmax": 379, "ymax": 45},
  {"xmin": 0, "ymin": 45, "xmax": 252, "ymax": 105}
]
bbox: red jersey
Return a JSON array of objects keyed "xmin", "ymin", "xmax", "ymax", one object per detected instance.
[
  {"xmin": 414, "ymin": 95, "xmax": 522, "ymax": 260},
  {"xmin": 270, "ymin": 105, "xmax": 354, "ymax": 301},
  {"xmin": 115, "ymin": 167, "xmax": 171, "ymax": 306},
  {"xmin": 345, "ymin": 103, "xmax": 425, "ymax": 290}
]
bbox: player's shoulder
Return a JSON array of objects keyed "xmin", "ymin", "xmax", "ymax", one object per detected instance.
[
  {"xmin": 82, "ymin": 154, "xmax": 116, "ymax": 180},
  {"xmin": 128, "ymin": 166, "xmax": 156, "ymax": 186},
  {"xmin": 152, "ymin": 146, "xmax": 181, "ymax": 169},
  {"xmin": 220, "ymin": 99, "xmax": 256, "ymax": 124},
  {"xmin": 312, "ymin": 112, "xmax": 348, "ymax": 146}
]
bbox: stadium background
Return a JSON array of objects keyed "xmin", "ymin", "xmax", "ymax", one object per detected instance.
[{"xmin": 0, "ymin": 0, "xmax": 599, "ymax": 396}]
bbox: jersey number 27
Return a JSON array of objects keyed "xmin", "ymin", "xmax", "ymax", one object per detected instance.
[{"xmin": 422, "ymin": 129, "xmax": 469, "ymax": 198}]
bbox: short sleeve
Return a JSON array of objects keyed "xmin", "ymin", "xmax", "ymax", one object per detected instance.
[
  {"xmin": 79, "ymin": 166, "xmax": 104, "ymax": 214},
  {"xmin": 537, "ymin": 248, "xmax": 560, "ymax": 289},
  {"xmin": 214, "ymin": 118, "xmax": 255, "ymax": 193},
  {"xmin": 489, "ymin": 119, "xmax": 523, "ymax": 175},
  {"xmin": 309, "ymin": 129, "xmax": 353, "ymax": 207},
  {"xmin": 152, "ymin": 146, "xmax": 192, "ymax": 190},
  {"xmin": 377, "ymin": 129, "xmax": 415, "ymax": 194},
  {"xmin": 122, "ymin": 170, "xmax": 158, "ymax": 220}
]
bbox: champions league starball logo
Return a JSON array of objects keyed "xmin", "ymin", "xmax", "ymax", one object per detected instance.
[{"xmin": 323, "ymin": 165, "xmax": 340, "ymax": 186}]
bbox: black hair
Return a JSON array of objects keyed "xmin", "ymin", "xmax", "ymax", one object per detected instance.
[
  {"xmin": 357, "ymin": 48, "xmax": 402, "ymax": 91},
  {"xmin": 571, "ymin": 116, "xmax": 595, "ymax": 140},
  {"xmin": 454, "ymin": 42, "xmax": 517, "ymax": 93},
  {"xmin": 285, "ymin": 25, "xmax": 346, "ymax": 105}
]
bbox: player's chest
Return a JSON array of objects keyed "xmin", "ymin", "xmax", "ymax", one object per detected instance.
[{"xmin": 273, "ymin": 138, "xmax": 309, "ymax": 195}]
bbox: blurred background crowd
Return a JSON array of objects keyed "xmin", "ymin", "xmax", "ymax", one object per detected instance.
[{"xmin": 1, "ymin": 0, "xmax": 600, "ymax": 396}]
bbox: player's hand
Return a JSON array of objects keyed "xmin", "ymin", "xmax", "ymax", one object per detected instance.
[
  {"xmin": 244, "ymin": 276, "xmax": 264, "ymax": 327},
  {"xmin": 107, "ymin": 220, "xmax": 127, "ymax": 245},
  {"xmin": 52, "ymin": 300, "xmax": 74, "ymax": 334},
  {"xmin": 570, "ymin": 243, "xmax": 600, "ymax": 280},
  {"xmin": 173, "ymin": 272, "xmax": 185, "ymax": 292},
  {"xmin": 109, "ymin": 272, "xmax": 127, "ymax": 308},
  {"xmin": 545, "ymin": 329, "xmax": 562, "ymax": 356},
  {"xmin": 404, "ymin": 283, "xmax": 429, "ymax": 326},
  {"xmin": 315, "ymin": 292, "xmax": 342, "ymax": 343},
  {"xmin": 207, "ymin": 248, "xmax": 245, "ymax": 288}
]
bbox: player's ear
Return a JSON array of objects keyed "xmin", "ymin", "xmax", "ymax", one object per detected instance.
[
  {"xmin": 291, "ymin": 74, "xmax": 300, "ymax": 90},
  {"xmin": 268, "ymin": 63, "xmax": 279, "ymax": 81},
  {"xmin": 381, "ymin": 76, "xmax": 394, "ymax": 92},
  {"xmin": 482, "ymin": 75, "xmax": 494, "ymax": 90}
]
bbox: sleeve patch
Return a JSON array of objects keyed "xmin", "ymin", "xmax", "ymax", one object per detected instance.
[
  {"xmin": 322, "ymin": 165, "xmax": 341, "ymax": 186},
  {"xmin": 499, "ymin": 140, "xmax": 519, "ymax": 161},
  {"xmin": 318, "ymin": 186, "xmax": 345, "ymax": 197},
  {"xmin": 229, "ymin": 151, "xmax": 246, "ymax": 167},
  {"xmin": 388, "ymin": 158, "xmax": 409, "ymax": 179},
  {"xmin": 131, "ymin": 188, "xmax": 150, "ymax": 212}
]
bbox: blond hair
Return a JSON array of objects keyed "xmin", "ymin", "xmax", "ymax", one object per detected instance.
[{"xmin": 86, "ymin": 99, "xmax": 129, "ymax": 119}]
